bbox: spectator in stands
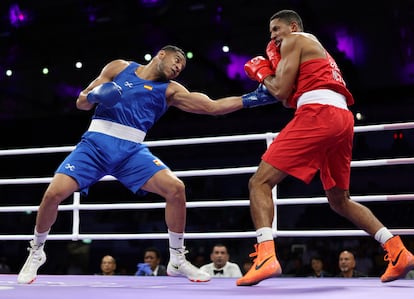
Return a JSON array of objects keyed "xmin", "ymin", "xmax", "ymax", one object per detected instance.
[
  {"xmin": 135, "ymin": 247, "xmax": 167, "ymax": 276},
  {"xmin": 200, "ymin": 244, "xmax": 243, "ymax": 278},
  {"xmin": 307, "ymin": 255, "xmax": 332, "ymax": 278},
  {"xmin": 98, "ymin": 255, "xmax": 117, "ymax": 275},
  {"xmin": 336, "ymin": 250, "xmax": 367, "ymax": 277}
]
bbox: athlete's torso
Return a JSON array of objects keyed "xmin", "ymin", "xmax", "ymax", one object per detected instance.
[
  {"xmin": 93, "ymin": 62, "xmax": 170, "ymax": 133},
  {"xmin": 288, "ymin": 52, "xmax": 354, "ymax": 109}
]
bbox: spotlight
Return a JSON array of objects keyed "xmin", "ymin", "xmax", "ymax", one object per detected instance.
[
  {"xmin": 222, "ymin": 46, "xmax": 230, "ymax": 53},
  {"xmin": 9, "ymin": 4, "xmax": 30, "ymax": 28},
  {"xmin": 139, "ymin": 0, "xmax": 166, "ymax": 8}
]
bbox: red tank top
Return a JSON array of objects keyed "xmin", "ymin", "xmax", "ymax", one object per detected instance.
[{"xmin": 287, "ymin": 51, "xmax": 354, "ymax": 108}]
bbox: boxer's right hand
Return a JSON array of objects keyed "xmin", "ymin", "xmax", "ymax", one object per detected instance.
[
  {"xmin": 244, "ymin": 56, "xmax": 274, "ymax": 83},
  {"xmin": 266, "ymin": 40, "xmax": 281, "ymax": 70},
  {"xmin": 87, "ymin": 82, "xmax": 123, "ymax": 107}
]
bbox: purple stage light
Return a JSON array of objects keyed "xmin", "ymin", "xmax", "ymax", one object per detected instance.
[
  {"xmin": 335, "ymin": 29, "xmax": 355, "ymax": 63},
  {"xmin": 140, "ymin": 0, "xmax": 165, "ymax": 8},
  {"xmin": 226, "ymin": 53, "xmax": 250, "ymax": 80},
  {"xmin": 9, "ymin": 4, "xmax": 28, "ymax": 27},
  {"xmin": 55, "ymin": 83, "xmax": 83, "ymax": 98}
]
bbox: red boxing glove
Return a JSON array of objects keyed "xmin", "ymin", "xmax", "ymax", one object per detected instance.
[
  {"xmin": 244, "ymin": 56, "xmax": 274, "ymax": 83},
  {"xmin": 266, "ymin": 40, "xmax": 281, "ymax": 70}
]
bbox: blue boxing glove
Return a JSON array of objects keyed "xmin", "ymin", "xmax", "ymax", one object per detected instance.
[
  {"xmin": 242, "ymin": 84, "xmax": 278, "ymax": 108},
  {"xmin": 135, "ymin": 263, "xmax": 153, "ymax": 276},
  {"xmin": 87, "ymin": 82, "xmax": 123, "ymax": 107}
]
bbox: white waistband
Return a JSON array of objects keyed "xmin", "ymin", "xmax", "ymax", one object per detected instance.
[
  {"xmin": 297, "ymin": 89, "xmax": 348, "ymax": 110},
  {"xmin": 88, "ymin": 119, "xmax": 146, "ymax": 143}
]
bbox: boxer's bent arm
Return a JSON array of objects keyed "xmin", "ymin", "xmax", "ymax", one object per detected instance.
[{"xmin": 76, "ymin": 59, "xmax": 129, "ymax": 110}]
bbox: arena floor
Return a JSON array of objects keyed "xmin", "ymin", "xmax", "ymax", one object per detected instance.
[{"xmin": 1, "ymin": 274, "xmax": 413, "ymax": 299}]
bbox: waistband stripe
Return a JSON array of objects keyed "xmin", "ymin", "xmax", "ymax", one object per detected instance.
[
  {"xmin": 297, "ymin": 89, "xmax": 348, "ymax": 110},
  {"xmin": 88, "ymin": 119, "xmax": 146, "ymax": 143}
]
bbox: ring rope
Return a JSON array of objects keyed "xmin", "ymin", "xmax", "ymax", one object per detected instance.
[
  {"xmin": 1, "ymin": 121, "xmax": 413, "ymax": 156},
  {"xmin": 1, "ymin": 156, "xmax": 413, "ymax": 186},
  {"xmin": 0, "ymin": 121, "xmax": 413, "ymax": 241}
]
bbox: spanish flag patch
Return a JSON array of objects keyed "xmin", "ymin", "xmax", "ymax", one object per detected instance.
[
  {"xmin": 144, "ymin": 85, "xmax": 153, "ymax": 91},
  {"xmin": 153, "ymin": 159, "xmax": 162, "ymax": 166}
]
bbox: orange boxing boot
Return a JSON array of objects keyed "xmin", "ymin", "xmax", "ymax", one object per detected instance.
[
  {"xmin": 237, "ymin": 240, "xmax": 282, "ymax": 286},
  {"xmin": 381, "ymin": 235, "xmax": 414, "ymax": 282}
]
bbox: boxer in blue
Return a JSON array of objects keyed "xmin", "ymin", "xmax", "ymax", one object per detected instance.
[{"xmin": 17, "ymin": 45, "xmax": 278, "ymax": 284}]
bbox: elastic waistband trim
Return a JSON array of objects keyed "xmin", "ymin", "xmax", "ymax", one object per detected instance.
[
  {"xmin": 297, "ymin": 89, "xmax": 348, "ymax": 110},
  {"xmin": 88, "ymin": 119, "xmax": 146, "ymax": 143}
]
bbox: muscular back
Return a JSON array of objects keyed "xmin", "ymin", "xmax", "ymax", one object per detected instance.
[
  {"xmin": 282, "ymin": 33, "xmax": 354, "ymax": 108},
  {"xmin": 271, "ymin": 32, "xmax": 353, "ymax": 108},
  {"xmin": 290, "ymin": 32, "xmax": 326, "ymax": 63}
]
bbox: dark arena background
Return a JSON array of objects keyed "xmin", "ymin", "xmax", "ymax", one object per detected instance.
[{"xmin": 0, "ymin": 1, "xmax": 413, "ymax": 298}]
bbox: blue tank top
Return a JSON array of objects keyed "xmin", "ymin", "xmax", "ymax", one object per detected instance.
[{"xmin": 92, "ymin": 62, "xmax": 169, "ymax": 133}]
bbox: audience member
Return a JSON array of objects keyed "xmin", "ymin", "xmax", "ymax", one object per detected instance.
[
  {"xmin": 135, "ymin": 247, "xmax": 167, "ymax": 276},
  {"xmin": 191, "ymin": 254, "xmax": 207, "ymax": 268},
  {"xmin": 66, "ymin": 241, "xmax": 90, "ymax": 274},
  {"xmin": 336, "ymin": 250, "xmax": 367, "ymax": 278},
  {"xmin": 283, "ymin": 254, "xmax": 307, "ymax": 277},
  {"xmin": 98, "ymin": 255, "xmax": 117, "ymax": 275},
  {"xmin": 307, "ymin": 255, "xmax": 332, "ymax": 278},
  {"xmin": 200, "ymin": 244, "xmax": 242, "ymax": 278},
  {"xmin": 354, "ymin": 244, "xmax": 374, "ymax": 275}
]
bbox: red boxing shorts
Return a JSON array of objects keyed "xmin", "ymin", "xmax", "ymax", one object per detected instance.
[{"xmin": 262, "ymin": 104, "xmax": 354, "ymax": 190}]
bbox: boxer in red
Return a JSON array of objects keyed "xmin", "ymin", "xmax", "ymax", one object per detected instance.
[{"xmin": 237, "ymin": 9, "xmax": 414, "ymax": 286}]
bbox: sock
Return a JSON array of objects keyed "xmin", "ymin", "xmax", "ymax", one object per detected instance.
[
  {"xmin": 168, "ymin": 230, "xmax": 185, "ymax": 264},
  {"xmin": 168, "ymin": 230, "xmax": 184, "ymax": 250},
  {"xmin": 256, "ymin": 227, "xmax": 273, "ymax": 243},
  {"xmin": 374, "ymin": 227, "xmax": 394, "ymax": 245},
  {"xmin": 33, "ymin": 227, "xmax": 50, "ymax": 246}
]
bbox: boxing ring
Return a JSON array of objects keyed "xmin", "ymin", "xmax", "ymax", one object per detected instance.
[
  {"xmin": 0, "ymin": 121, "xmax": 414, "ymax": 298},
  {"xmin": 1, "ymin": 275, "xmax": 414, "ymax": 299}
]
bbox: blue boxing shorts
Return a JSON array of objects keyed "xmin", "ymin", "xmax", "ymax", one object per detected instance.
[{"xmin": 55, "ymin": 131, "xmax": 168, "ymax": 196}]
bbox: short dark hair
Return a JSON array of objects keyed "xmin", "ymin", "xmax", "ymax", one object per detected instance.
[
  {"xmin": 161, "ymin": 45, "xmax": 185, "ymax": 58},
  {"xmin": 144, "ymin": 246, "xmax": 161, "ymax": 259},
  {"xmin": 270, "ymin": 9, "xmax": 304, "ymax": 31},
  {"xmin": 212, "ymin": 243, "xmax": 228, "ymax": 253},
  {"xmin": 310, "ymin": 255, "xmax": 323, "ymax": 262}
]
